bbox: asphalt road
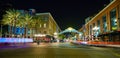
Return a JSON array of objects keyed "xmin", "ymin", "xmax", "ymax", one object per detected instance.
[{"xmin": 0, "ymin": 42, "xmax": 120, "ymax": 58}]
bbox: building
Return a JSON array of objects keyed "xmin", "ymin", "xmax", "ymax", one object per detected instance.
[
  {"xmin": 79, "ymin": 0, "xmax": 120, "ymax": 42},
  {"xmin": 7, "ymin": 9, "xmax": 35, "ymax": 36},
  {"xmin": 1, "ymin": 8, "xmax": 61, "ymax": 38},
  {"xmin": 34, "ymin": 13, "xmax": 61, "ymax": 38}
]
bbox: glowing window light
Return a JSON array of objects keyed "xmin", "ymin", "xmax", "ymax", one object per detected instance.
[
  {"xmin": 92, "ymin": 26, "xmax": 99, "ymax": 30},
  {"xmin": 68, "ymin": 27, "xmax": 73, "ymax": 31},
  {"xmin": 44, "ymin": 23, "xmax": 46, "ymax": 28},
  {"xmin": 34, "ymin": 34, "xmax": 46, "ymax": 37}
]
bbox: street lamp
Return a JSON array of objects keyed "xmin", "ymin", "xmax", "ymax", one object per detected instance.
[
  {"xmin": 54, "ymin": 32, "xmax": 58, "ymax": 39},
  {"xmin": 54, "ymin": 32, "xmax": 58, "ymax": 35},
  {"xmin": 25, "ymin": 23, "xmax": 28, "ymax": 38},
  {"xmin": 0, "ymin": 24, "xmax": 2, "ymax": 37},
  {"xmin": 0, "ymin": 20, "xmax": 2, "ymax": 37},
  {"xmin": 79, "ymin": 33, "xmax": 82, "ymax": 40}
]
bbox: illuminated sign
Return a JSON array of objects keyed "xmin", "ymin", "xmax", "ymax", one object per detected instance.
[{"xmin": 0, "ymin": 38, "xmax": 33, "ymax": 43}]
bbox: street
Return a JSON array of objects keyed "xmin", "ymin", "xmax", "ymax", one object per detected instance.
[{"xmin": 0, "ymin": 42, "xmax": 120, "ymax": 58}]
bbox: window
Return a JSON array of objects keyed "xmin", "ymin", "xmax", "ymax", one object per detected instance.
[
  {"xmin": 110, "ymin": 0, "xmax": 113, "ymax": 2},
  {"xmin": 44, "ymin": 23, "xmax": 46, "ymax": 28},
  {"xmin": 97, "ymin": 20, "xmax": 100, "ymax": 33},
  {"xmin": 110, "ymin": 8, "xmax": 117, "ymax": 31},
  {"xmin": 40, "ymin": 24, "xmax": 41, "ymax": 28},
  {"xmin": 44, "ymin": 16, "xmax": 48, "ymax": 21},
  {"xmin": 44, "ymin": 31, "xmax": 46, "ymax": 34},
  {"xmin": 102, "ymin": 15, "xmax": 107, "ymax": 32},
  {"xmin": 89, "ymin": 25, "xmax": 92, "ymax": 35},
  {"xmin": 93, "ymin": 23, "xmax": 95, "ymax": 27}
]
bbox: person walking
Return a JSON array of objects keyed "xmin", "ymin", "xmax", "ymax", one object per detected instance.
[{"xmin": 37, "ymin": 39, "xmax": 40, "ymax": 45}]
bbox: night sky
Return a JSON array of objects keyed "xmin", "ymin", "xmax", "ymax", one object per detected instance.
[{"xmin": 0, "ymin": 0, "xmax": 110, "ymax": 30}]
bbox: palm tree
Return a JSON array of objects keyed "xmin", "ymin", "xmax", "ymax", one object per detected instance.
[
  {"xmin": 16, "ymin": 17, "xmax": 25, "ymax": 38},
  {"xmin": 34, "ymin": 16, "xmax": 42, "ymax": 34},
  {"xmin": 21, "ymin": 13, "xmax": 33, "ymax": 38},
  {"xmin": 27, "ymin": 16, "xmax": 42, "ymax": 38},
  {"xmin": 28, "ymin": 19, "xmax": 36, "ymax": 38},
  {"xmin": 2, "ymin": 9, "xmax": 20, "ymax": 37}
]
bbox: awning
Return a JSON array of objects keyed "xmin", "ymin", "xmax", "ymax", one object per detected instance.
[
  {"xmin": 59, "ymin": 27, "xmax": 82, "ymax": 34},
  {"xmin": 98, "ymin": 31, "xmax": 120, "ymax": 37}
]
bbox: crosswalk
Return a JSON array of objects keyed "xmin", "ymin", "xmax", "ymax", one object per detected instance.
[
  {"xmin": 37, "ymin": 42, "xmax": 82, "ymax": 48},
  {"xmin": 31, "ymin": 42, "xmax": 89, "ymax": 49}
]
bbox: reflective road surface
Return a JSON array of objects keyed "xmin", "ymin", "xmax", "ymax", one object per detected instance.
[{"xmin": 0, "ymin": 42, "xmax": 120, "ymax": 58}]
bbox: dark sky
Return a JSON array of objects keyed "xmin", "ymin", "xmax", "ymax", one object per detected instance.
[{"xmin": 0, "ymin": 0, "xmax": 110, "ymax": 30}]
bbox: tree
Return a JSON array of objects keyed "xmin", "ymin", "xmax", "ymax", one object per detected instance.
[
  {"xmin": 2, "ymin": 9, "xmax": 20, "ymax": 37},
  {"xmin": 27, "ymin": 16, "xmax": 42, "ymax": 38},
  {"xmin": 58, "ymin": 34, "xmax": 65, "ymax": 39},
  {"xmin": 21, "ymin": 13, "xmax": 33, "ymax": 38},
  {"xmin": 16, "ymin": 16, "xmax": 26, "ymax": 37},
  {"xmin": 31, "ymin": 16, "xmax": 42, "ymax": 34}
]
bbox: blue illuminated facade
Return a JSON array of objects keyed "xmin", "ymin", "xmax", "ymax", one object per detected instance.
[
  {"xmin": 0, "ymin": 38, "xmax": 33, "ymax": 43},
  {"xmin": 7, "ymin": 9, "xmax": 35, "ymax": 36},
  {"xmin": 8, "ymin": 26, "xmax": 25, "ymax": 35}
]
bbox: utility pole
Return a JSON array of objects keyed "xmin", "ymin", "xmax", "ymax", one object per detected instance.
[
  {"xmin": 0, "ymin": 24, "xmax": 2, "ymax": 37},
  {"xmin": 0, "ymin": 20, "xmax": 2, "ymax": 37}
]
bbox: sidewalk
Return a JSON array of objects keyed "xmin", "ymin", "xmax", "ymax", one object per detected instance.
[
  {"xmin": 0, "ymin": 42, "xmax": 50, "ymax": 49},
  {"xmin": 71, "ymin": 41, "xmax": 120, "ymax": 48},
  {"xmin": 0, "ymin": 43, "xmax": 34, "ymax": 49}
]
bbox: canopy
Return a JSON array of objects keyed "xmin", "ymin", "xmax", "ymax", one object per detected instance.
[{"xmin": 59, "ymin": 27, "xmax": 82, "ymax": 34}]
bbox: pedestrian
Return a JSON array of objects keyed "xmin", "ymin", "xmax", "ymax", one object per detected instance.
[{"xmin": 37, "ymin": 39, "xmax": 40, "ymax": 45}]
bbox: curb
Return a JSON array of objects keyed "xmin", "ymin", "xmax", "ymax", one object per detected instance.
[{"xmin": 71, "ymin": 42, "xmax": 120, "ymax": 48}]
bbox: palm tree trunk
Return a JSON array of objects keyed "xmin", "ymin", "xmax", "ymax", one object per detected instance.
[
  {"xmin": 36, "ymin": 27, "xmax": 38, "ymax": 34},
  {"xmin": 12, "ymin": 26, "xmax": 14, "ymax": 37},
  {"xmin": 32, "ymin": 28, "xmax": 34, "ymax": 38},
  {"xmin": 1, "ymin": 24, "xmax": 2, "ymax": 37},
  {"xmin": 24, "ymin": 27, "xmax": 26, "ymax": 38},
  {"xmin": 12, "ymin": 20, "xmax": 15, "ymax": 38},
  {"xmin": 25, "ymin": 24, "xmax": 28, "ymax": 38},
  {"xmin": 14, "ymin": 19, "xmax": 17, "ymax": 38},
  {"xmin": 8, "ymin": 25, "xmax": 10, "ymax": 37},
  {"xmin": 20, "ymin": 26, "xmax": 22, "ymax": 38},
  {"xmin": 14, "ymin": 26, "xmax": 16, "ymax": 37},
  {"xmin": 30, "ymin": 28, "xmax": 34, "ymax": 38},
  {"xmin": 26, "ymin": 26, "xmax": 28, "ymax": 38},
  {"xmin": 22, "ymin": 27, "xmax": 24, "ymax": 38},
  {"xmin": 30, "ymin": 28, "xmax": 32, "ymax": 38}
]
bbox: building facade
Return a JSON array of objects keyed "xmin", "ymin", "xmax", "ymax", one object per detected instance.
[
  {"xmin": 35, "ymin": 13, "xmax": 61, "ymax": 37},
  {"xmin": 1, "ymin": 8, "xmax": 61, "ymax": 38},
  {"xmin": 79, "ymin": 0, "xmax": 120, "ymax": 42}
]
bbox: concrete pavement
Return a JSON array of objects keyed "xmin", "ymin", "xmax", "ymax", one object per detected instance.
[
  {"xmin": 71, "ymin": 41, "xmax": 120, "ymax": 48},
  {"xmin": 0, "ymin": 42, "xmax": 120, "ymax": 58}
]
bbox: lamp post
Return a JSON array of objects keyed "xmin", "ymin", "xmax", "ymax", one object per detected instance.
[
  {"xmin": 54, "ymin": 32, "xmax": 58, "ymax": 38},
  {"xmin": 79, "ymin": 33, "xmax": 82, "ymax": 40},
  {"xmin": 0, "ymin": 20, "xmax": 2, "ymax": 37},
  {"xmin": 0, "ymin": 24, "xmax": 2, "ymax": 37},
  {"xmin": 25, "ymin": 23, "xmax": 28, "ymax": 38}
]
